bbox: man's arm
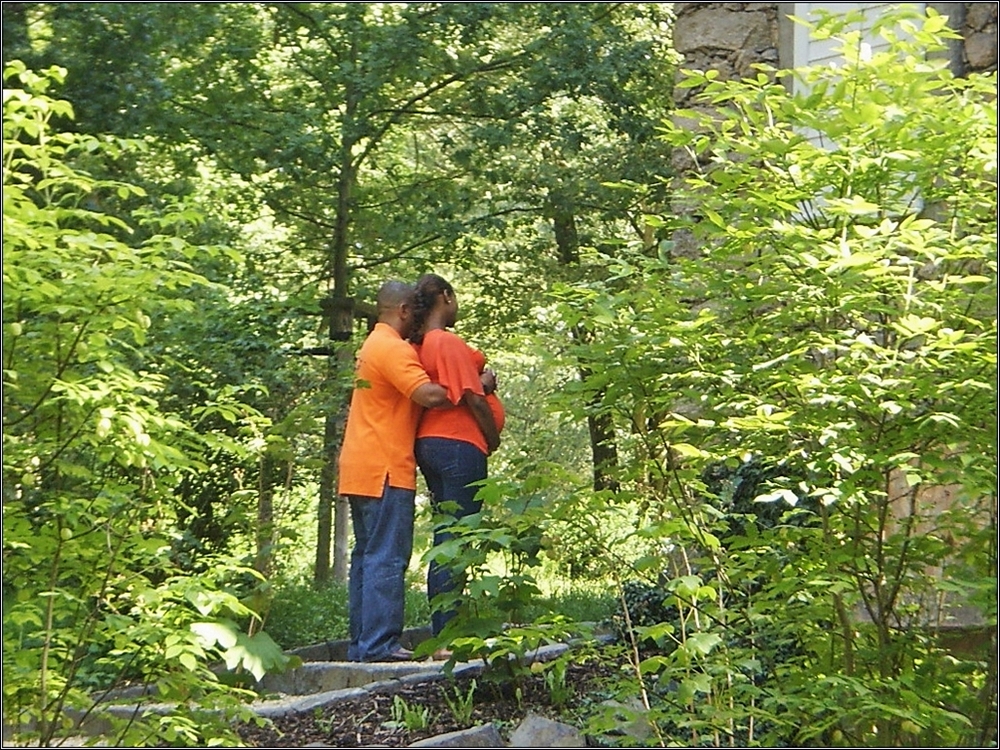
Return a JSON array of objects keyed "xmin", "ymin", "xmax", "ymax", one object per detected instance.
[
  {"xmin": 411, "ymin": 383, "xmax": 449, "ymax": 408},
  {"xmin": 465, "ymin": 392, "xmax": 501, "ymax": 455}
]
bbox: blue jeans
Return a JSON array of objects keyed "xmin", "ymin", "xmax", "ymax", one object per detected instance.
[
  {"xmin": 347, "ymin": 483, "xmax": 415, "ymax": 662},
  {"xmin": 415, "ymin": 437, "xmax": 487, "ymax": 636}
]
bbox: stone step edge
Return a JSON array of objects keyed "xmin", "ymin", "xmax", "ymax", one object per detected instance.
[
  {"xmin": 56, "ymin": 639, "xmax": 595, "ymax": 738},
  {"xmin": 252, "ymin": 641, "xmax": 575, "ymax": 717},
  {"xmin": 20, "ymin": 634, "xmax": 614, "ymax": 743}
]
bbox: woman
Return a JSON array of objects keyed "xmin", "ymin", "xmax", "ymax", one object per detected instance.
[{"xmin": 410, "ymin": 273, "xmax": 504, "ymax": 637}]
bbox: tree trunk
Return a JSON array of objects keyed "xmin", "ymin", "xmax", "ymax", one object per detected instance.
[
  {"xmin": 315, "ymin": 413, "xmax": 335, "ymax": 584},
  {"xmin": 587, "ymin": 404, "xmax": 621, "ymax": 493},
  {"xmin": 315, "ymin": 8, "xmax": 362, "ymax": 585},
  {"xmin": 575, "ymin": 329, "xmax": 621, "ymax": 494},
  {"xmin": 315, "ymin": 295, "xmax": 356, "ymax": 585},
  {"xmin": 255, "ymin": 452, "xmax": 278, "ymax": 577},
  {"xmin": 331, "ymin": 300, "xmax": 356, "ymax": 584},
  {"xmin": 550, "ymin": 193, "xmax": 620, "ymax": 492}
]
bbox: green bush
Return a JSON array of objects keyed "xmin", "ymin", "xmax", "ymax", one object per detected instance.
[
  {"xmin": 264, "ymin": 572, "xmax": 617, "ymax": 654},
  {"xmin": 3, "ymin": 62, "xmax": 283, "ymax": 748},
  {"xmin": 558, "ymin": 7, "xmax": 996, "ymax": 747},
  {"xmin": 524, "ymin": 588, "xmax": 617, "ymax": 626},
  {"xmin": 263, "ymin": 577, "xmax": 431, "ymax": 650}
]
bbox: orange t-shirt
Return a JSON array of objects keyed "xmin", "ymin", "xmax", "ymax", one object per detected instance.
[
  {"xmin": 337, "ymin": 323, "xmax": 431, "ymax": 496},
  {"xmin": 415, "ymin": 329, "xmax": 505, "ymax": 455}
]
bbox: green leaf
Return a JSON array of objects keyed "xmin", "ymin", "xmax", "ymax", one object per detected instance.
[
  {"xmin": 678, "ymin": 672, "xmax": 713, "ymax": 702},
  {"xmin": 191, "ymin": 621, "xmax": 240, "ymax": 650},
  {"xmin": 685, "ymin": 632, "xmax": 722, "ymax": 656},
  {"xmin": 221, "ymin": 631, "xmax": 289, "ymax": 681},
  {"xmin": 638, "ymin": 655, "xmax": 672, "ymax": 675},
  {"xmin": 178, "ymin": 651, "xmax": 200, "ymax": 672},
  {"xmin": 894, "ymin": 314, "xmax": 942, "ymax": 338}
]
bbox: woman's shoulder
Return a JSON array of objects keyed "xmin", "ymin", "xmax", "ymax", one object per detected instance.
[
  {"xmin": 425, "ymin": 328, "xmax": 471, "ymax": 350},
  {"xmin": 423, "ymin": 329, "xmax": 484, "ymax": 372}
]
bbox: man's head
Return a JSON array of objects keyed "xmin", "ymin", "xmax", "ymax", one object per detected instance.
[{"xmin": 376, "ymin": 280, "xmax": 416, "ymax": 337}]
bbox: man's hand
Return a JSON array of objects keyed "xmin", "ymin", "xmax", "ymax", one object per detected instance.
[{"xmin": 480, "ymin": 367, "xmax": 497, "ymax": 396}]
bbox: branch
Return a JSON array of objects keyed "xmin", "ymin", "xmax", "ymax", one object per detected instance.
[
  {"xmin": 351, "ymin": 233, "xmax": 444, "ymax": 270},
  {"xmin": 355, "ymin": 55, "xmax": 523, "ymax": 171},
  {"xmin": 364, "ymin": 107, "xmax": 513, "ymax": 122},
  {"xmin": 267, "ymin": 195, "xmax": 339, "ymax": 232},
  {"xmin": 349, "ymin": 204, "xmax": 543, "ymax": 270}
]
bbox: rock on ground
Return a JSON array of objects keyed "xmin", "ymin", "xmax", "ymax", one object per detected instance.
[
  {"xmin": 406, "ymin": 724, "xmax": 506, "ymax": 747},
  {"xmin": 508, "ymin": 713, "xmax": 586, "ymax": 747}
]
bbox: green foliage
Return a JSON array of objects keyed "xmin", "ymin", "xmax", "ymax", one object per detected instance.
[
  {"xmin": 413, "ymin": 476, "xmax": 589, "ymax": 672},
  {"xmin": 261, "ymin": 578, "xmax": 350, "ymax": 651},
  {"xmin": 262, "ymin": 575, "xmax": 430, "ymax": 651},
  {"xmin": 385, "ymin": 694, "xmax": 433, "ymax": 732},
  {"xmin": 448, "ymin": 616, "xmax": 587, "ymax": 688},
  {"xmin": 556, "ymin": 8, "xmax": 996, "ymax": 747},
  {"xmin": 2, "ymin": 62, "xmax": 289, "ymax": 747},
  {"xmin": 13, "ymin": 1, "xmax": 683, "ymax": 593},
  {"xmin": 419, "ymin": 474, "xmax": 550, "ymax": 639},
  {"xmin": 442, "ymin": 678, "xmax": 477, "ymax": 726},
  {"xmin": 4, "ymin": 6, "xmax": 995, "ymax": 747},
  {"xmin": 538, "ymin": 655, "xmax": 573, "ymax": 708},
  {"xmin": 521, "ymin": 587, "xmax": 617, "ymax": 626}
]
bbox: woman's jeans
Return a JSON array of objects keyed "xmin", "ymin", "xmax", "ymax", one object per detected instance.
[
  {"xmin": 415, "ymin": 437, "xmax": 487, "ymax": 636},
  {"xmin": 347, "ymin": 483, "xmax": 415, "ymax": 662}
]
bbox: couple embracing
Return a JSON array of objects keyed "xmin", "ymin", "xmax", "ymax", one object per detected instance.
[{"xmin": 337, "ymin": 273, "xmax": 504, "ymax": 663}]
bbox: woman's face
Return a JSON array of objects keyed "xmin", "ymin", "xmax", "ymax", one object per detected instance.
[{"xmin": 442, "ymin": 289, "xmax": 459, "ymax": 327}]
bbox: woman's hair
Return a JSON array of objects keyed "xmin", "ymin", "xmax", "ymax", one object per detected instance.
[{"xmin": 410, "ymin": 273, "xmax": 453, "ymax": 344}]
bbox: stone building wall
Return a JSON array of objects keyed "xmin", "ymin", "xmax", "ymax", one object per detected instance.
[
  {"xmin": 672, "ymin": 2, "xmax": 998, "ymax": 88},
  {"xmin": 672, "ymin": 3, "xmax": 780, "ymax": 106},
  {"xmin": 669, "ymin": 3, "xmax": 783, "ymax": 257},
  {"xmin": 959, "ymin": 2, "xmax": 999, "ymax": 73},
  {"xmin": 668, "ymin": 3, "xmax": 997, "ymax": 175}
]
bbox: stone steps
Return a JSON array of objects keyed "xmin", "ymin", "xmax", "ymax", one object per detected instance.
[
  {"xmin": 11, "ymin": 631, "xmax": 603, "ymax": 747},
  {"xmin": 251, "ymin": 633, "xmax": 596, "ymax": 747},
  {"xmin": 254, "ymin": 636, "xmax": 570, "ymax": 716}
]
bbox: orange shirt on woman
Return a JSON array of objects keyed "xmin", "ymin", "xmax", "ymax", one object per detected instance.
[{"xmin": 415, "ymin": 329, "xmax": 504, "ymax": 455}]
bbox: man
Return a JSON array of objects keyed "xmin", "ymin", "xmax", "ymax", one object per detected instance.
[{"xmin": 338, "ymin": 280, "xmax": 449, "ymax": 662}]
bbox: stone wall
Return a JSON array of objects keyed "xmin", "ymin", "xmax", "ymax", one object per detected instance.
[
  {"xmin": 673, "ymin": 2, "xmax": 779, "ymax": 108},
  {"xmin": 961, "ymin": 2, "xmax": 999, "ymax": 73},
  {"xmin": 669, "ymin": 3, "xmax": 783, "ymax": 257},
  {"xmin": 672, "ymin": 2, "xmax": 998, "ymax": 91}
]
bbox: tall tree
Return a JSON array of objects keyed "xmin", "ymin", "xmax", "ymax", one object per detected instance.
[
  {"xmin": 151, "ymin": 2, "xmax": 678, "ymax": 580},
  {"xmin": 15, "ymin": 2, "xmax": 681, "ymax": 581}
]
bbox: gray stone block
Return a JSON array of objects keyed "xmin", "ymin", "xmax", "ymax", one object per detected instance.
[
  {"xmin": 261, "ymin": 661, "xmax": 434, "ymax": 695},
  {"xmin": 407, "ymin": 723, "xmax": 506, "ymax": 747},
  {"xmin": 674, "ymin": 7, "xmax": 771, "ymax": 53},
  {"xmin": 286, "ymin": 626, "xmax": 434, "ymax": 663},
  {"xmin": 253, "ymin": 686, "xmax": 368, "ymax": 717},
  {"xmin": 508, "ymin": 714, "xmax": 585, "ymax": 747},
  {"xmin": 396, "ymin": 670, "xmax": 448, "ymax": 687}
]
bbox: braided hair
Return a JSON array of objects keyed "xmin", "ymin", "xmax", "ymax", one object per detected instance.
[{"xmin": 410, "ymin": 273, "xmax": 453, "ymax": 345}]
